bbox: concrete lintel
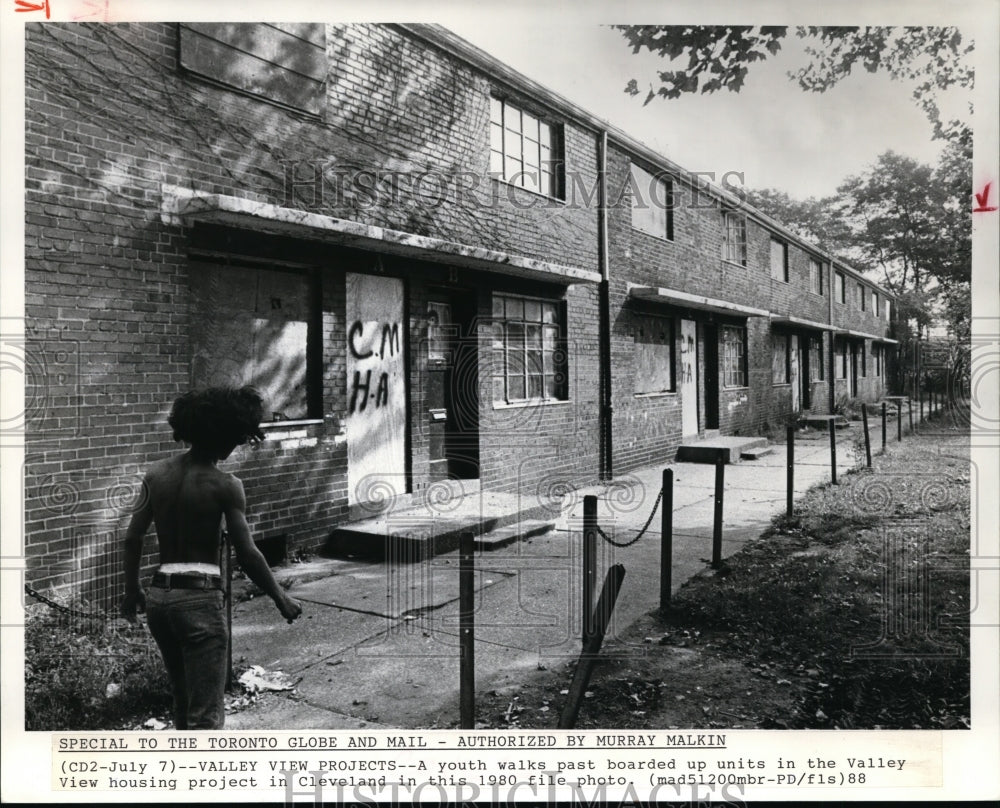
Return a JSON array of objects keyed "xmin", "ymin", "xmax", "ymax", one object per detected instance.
[
  {"xmin": 834, "ymin": 327, "xmax": 896, "ymax": 342},
  {"xmin": 162, "ymin": 185, "xmax": 600, "ymax": 285},
  {"xmin": 770, "ymin": 314, "xmax": 836, "ymax": 332},
  {"xmin": 627, "ymin": 283, "xmax": 770, "ymax": 318}
]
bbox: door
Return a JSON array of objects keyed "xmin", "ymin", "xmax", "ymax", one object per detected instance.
[
  {"xmin": 789, "ymin": 334, "xmax": 800, "ymax": 411},
  {"xmin": 703, "ymin": 324, "xmax": 719, "ymax": 430},
  {"xmin": 849, "ymin": 342, "xmax": 859, "ymax": 398},
  {"xmin": 799, "ymin": 336, "xmax": 811, "ymax": 410},
  {"xmin": 346, "ymin": 273, "xmax": 407, "ymax": 505},
  {"xmin": 680, "ymin": 319, "xmax": 698, "ymax": 437},
  {"xmin": 426, "ymin": 292, "xmax": 480, "ymax": 481}
]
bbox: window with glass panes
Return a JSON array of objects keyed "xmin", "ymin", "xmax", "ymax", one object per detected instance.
[
  {"xmin": 492, "ymin": 294, "xmax": 567, "ymax": 403},
  {"xmin": 809, "ymin": 257, "xmax": 824, "ymax": 295},
  {"xmin": 723, "ymin": 212, "xmax": 747, "ymax": 266},
  {"xmin": 489, "ymin": 97, "xmax": 562, "ymax": 198},
  {"xmin": 722, "ymin": 326, "xmax": 746, "ymax": 388}
]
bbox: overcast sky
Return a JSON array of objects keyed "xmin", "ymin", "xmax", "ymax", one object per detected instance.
[{"xmin": 444, "ymin": 21, "xmax": 971, "ymax": 200}]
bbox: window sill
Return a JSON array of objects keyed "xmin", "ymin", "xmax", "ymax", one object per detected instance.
[
  {"xmin": 631, "ymin": 226, "xmax": 675, "ymax": 244},
  {"xmin": 772, "ymin": 383, "xmax": 792, "ymax": 387},
  {"xmin": 259, "ymin": 419, "xmax": 324, "ymax": 430},
  {"xmin": 723, "ymin": 386, "xmax": 749, "ymax": 392},
  {"xmin": 489, "ymin": 176, "xmax": 565, "ymax": 205},
  {"xmin": 721, "ymin": 259, "xmax": 747, "ymax": 269},
  {"xmin": 493, "ymin": 398, "xmax": 570, "ymax": 410},
  {"xmin": 634, "ymin": 390, "xmax": 677, "ymax": 399}
]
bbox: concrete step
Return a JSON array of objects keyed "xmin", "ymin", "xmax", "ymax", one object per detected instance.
[
  {"xmin": 473, "ymin": 519, "xmax": 554, "ymax": 551},
  {"xmin": 740, "ymin": 445, "xmax": 773, "ymax": 460},
  {"xmin": 325, "ymin": 492, "xmax": 553, "ymax": 563},
  {"xmin": 676, "ymin": 435, "xmax": 768, "ymax": 464},
  {"xmin": 798, "ymin": 414, "xmax": 851, "ymax": 430}
]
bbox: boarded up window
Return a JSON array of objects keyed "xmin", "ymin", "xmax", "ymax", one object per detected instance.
[
  {"xmin": 810, "ymin": 335, "xmax": 825, "ymax": 381},
  {"xmin": 770, "ymin": 239, "xmax": 788, "ymax": 282},
  {"xmin": 179, "ymin": 23, "xmax": 327, "ymax": 115},
  {"xmin": 630, "ymin": 163, "xmax": 674, "ymax": 240},
  {"xmin": 634, "ymin": 315, "xmax": 674, "ymax": 394},
  {"xmin": 190, "ymin": 264, "xmax": 313, "ymax": 420},
  {"xmin": 772, "ymin": 333, "xmax": 789, "ymax": 383},
  {"xmin": 834, "ymin": 338, "xmax": 847, "ymax": 379}
]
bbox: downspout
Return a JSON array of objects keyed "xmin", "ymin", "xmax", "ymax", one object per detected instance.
[
  {"xmin": 598, "ymin": 130, "xmax": 613, "ymax": 481},
  {"xmin": 828, "ymin": 261, "xmax": 836, "ymax": 414}
]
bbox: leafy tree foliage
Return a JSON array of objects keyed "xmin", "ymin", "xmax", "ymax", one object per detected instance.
[{"xmin": 617, "ymin": 25, "xmax": 973, "ymax": 147}]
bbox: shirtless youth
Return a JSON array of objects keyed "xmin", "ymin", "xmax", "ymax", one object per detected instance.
[{"xmin": 121, "ymin": 387, "xmax": 302, "ymax": 729}]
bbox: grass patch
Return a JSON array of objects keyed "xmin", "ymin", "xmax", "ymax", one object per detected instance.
[{"xmin": 24, "ymin": 605, "xmax": 171, "ymax": 731}]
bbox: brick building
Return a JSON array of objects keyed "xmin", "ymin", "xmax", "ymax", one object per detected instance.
[{"xmin": 23, "ymin": 22, "xmax": 895, "ymax": 600}]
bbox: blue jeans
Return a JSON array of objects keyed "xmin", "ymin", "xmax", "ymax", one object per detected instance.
[{"xmin": 146, "ymin": 587, "xmax": 228, "ymax": 730}]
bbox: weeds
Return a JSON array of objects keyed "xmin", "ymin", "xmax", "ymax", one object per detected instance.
[{"xmin": 24, "ymin": 605, "xmax": 171, "ymax": 731}]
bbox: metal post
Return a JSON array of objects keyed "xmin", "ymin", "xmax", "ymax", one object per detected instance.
[
  {"xmin": 712, "ymin": 457, "xmax": 725, "ymax": 568},
  {"xmin": 861, "ymin": 403, "xmax": 872, "ymax": 468},
  {"xmin": 659, "ymin": 469, "xmax": 673, "ymax": 613},
  {"xmin": 786, "ymin": 426, "xmax": 795, "ymax": 517},
  {"xmin": 582, "ymin": 495, "xmax": 598, "ymax": 643},
  {"xmin": 919, "ymin": 388, "xmax": 924, "ymax": 425},
  {"xmin": 897, "ymin": 403, "xmax": 902, "ymax": 442},
  {"xmin": 908, "ymin": 400, "xmax": 914, "ymax": 434},
  {"xmin": 222, "ymin": 530, "xmax": 233, "ymax": 692},
  {"xmin": 459, "ymin": 531, "xmax": 475, "ymax": 729},
  {"xmin": 881, "ymin": 402, "xmax": 887, "ymax": 451},
  {"xmin": 828, "ymin": 419, "xmax": 838, "ymax": 485},
  {"xmin": 558, "ymin": 564, "xmax": 626, "ymax": 729}
]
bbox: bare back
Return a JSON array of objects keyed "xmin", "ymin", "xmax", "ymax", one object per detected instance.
[{"xmin": 143, "ymin": 453, "xmax": 239, "ymax": 566}]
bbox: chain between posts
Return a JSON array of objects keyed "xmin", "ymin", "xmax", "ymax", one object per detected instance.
[
  {"xmin": 24, "ymin": 584, "xmax": 112, "ymax": 621},
  {"xmin": 595, "ymin": 485, "xmax": 664, "ymax": 548}
]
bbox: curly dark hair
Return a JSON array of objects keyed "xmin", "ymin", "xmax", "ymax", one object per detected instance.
[{"xmin": 168, "ymin": 387, "xmax": 265, "ymax": 458}]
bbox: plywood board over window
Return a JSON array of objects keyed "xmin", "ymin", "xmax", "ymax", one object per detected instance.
[
  {"xmin": 634, "ymin": 315, "xmax": 674, "ymax": 394},
  {"xmin": 179, "ymin": 23, "xmax": 327, "ymax": 115},
  {"xmin": 190, "ymin": 264, "xmax": 312, "ymax": 421}
]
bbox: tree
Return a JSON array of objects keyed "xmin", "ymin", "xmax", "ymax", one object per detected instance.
[
  {"xmin": 616, "ymin": 26, "xmax": 973, "ymax": 147},
  {"xmin": 748, "ymin": 147, "xmax": 972, "ymax": 392}
]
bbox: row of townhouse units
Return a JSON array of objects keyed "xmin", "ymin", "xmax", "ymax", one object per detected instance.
[{"xmin": 23, "ymin": 21, "xmax": 896, "ymax": 598}]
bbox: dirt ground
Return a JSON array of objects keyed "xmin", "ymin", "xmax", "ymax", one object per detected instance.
[{"xmin": 475, "ymin": 421, "xmax": 971, "ymax": 731}]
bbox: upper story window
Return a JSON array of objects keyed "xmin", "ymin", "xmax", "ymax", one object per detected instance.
[
  {"xmin": 808, "ymin": 257, "xmax": 824, "ymax": 295},
  {"xmin": 770, "ymin": 239, "xmax": 789, "ymax": 282},
  {"xmin": 885, "ymin": 299, "xmax": 893, "ymax": 321},
  {"xmin": 858, "ymin": 282, "xmax": 866, "ymax": 311},
  {"xmin": 722, "ymin": 325, "xmax": 747, "ymax": 388},
  {"xmin": 630, "ymin": 164, "xmax": 674, "ymax": 240},
  {"xmin": 489, "ymin": 97, "xmax": 564, "ymax": 199},
  {"xmin": 179, "ymin": 23, "xmax": 327, "ymax": 115},
  {"xmin": 722, "ymin": 212, "xmax": 747, "ymax": 266},
  {"xmin": 491, "ymin": 293, "xmax": 567, "ymax": 404},
  {"xmin": 872, "ymin": 291, "xmax": 880, "ymax": 316},
  {"xmin": 835, "ymin": 271, "xmax": 846, "ymax": 304}
]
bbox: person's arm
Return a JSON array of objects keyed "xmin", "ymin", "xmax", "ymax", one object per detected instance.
[
  {"xmin": 223, "ymin": 477, "xmax": 302, "ymax": 623},
  {"xmin": 121, "ymin": 476, "xmax": 153, "ymax": 622}
]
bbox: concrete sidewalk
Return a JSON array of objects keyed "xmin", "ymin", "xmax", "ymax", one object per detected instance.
[{"xmin": 226, "ymin": 431, "xmax": 863, "ymax": 730}]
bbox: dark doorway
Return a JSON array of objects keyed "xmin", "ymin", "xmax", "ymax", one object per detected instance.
[
  {"xmin": 703, "ymin": 324, "xmax": 720, "ymax": 430},
  {"xmin": 426, "ymin": 291, "xmax": 480, "ymax": 481},
  {"xmin": 849, "ymin": 342, "xmax": 859, "ymax": 398},
  {"xmin": 799, "ymin": 335, "xmax": 811, "ymax": 410}
]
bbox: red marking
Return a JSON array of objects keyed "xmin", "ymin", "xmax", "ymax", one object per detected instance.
[
  {"xmin": 974, "ymin": 182, "xmax": 998, "ymax": 213},
  {"xmin": 14, "ymin": 0, "xmax": 50, "ymax": 18},
  {"xmin": 72, "ymin": 0, "xmax": 110, "ymax": 21}
]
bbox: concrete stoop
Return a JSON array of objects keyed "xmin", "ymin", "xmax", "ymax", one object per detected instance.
[
  {"xmin": 675, "ymin": 435, "xmax": 769, "ymax": 464},
  {"xmin": 798, "ymin": 413, "xmax": 851, "ymax": 430},
  {"xmin": 325, "ymin": 490, "xmax": 556, "ymax": 562}
]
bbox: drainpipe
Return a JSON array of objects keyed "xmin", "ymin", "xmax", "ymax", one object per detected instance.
[
  {"xmin": 597, "ymin": 130, "xmax": 613, "ymax": 481},
  {"xmin": 828, "ymin": 261, "xmax": 836, "ymax": 414}
]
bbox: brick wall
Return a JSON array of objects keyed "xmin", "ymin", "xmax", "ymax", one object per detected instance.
[{"xmin": 23, "ymin": 21, "xmax": 600, "ymax": 598}]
